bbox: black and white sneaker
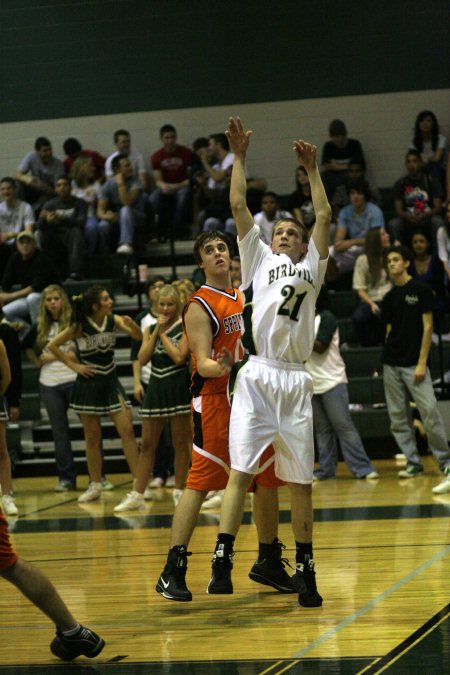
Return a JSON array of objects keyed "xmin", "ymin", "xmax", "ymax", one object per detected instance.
[
  {"xmin": 249, "ymin": 540, "xmax": 295, "ymax": 593},
  {"xmin": 50, "ymin": 625, "xmax": 105, "ymax": 661},
  {"xmin": 291, "ymin": 558, "xmax": 323, "ymax": 607},
  {"xmin": 156, "ymin": 547, "xmax": 192, "ymax": 601},
  {"xmin": 207, "ymin": 545, "xmax": 233, "ymax": 594}
]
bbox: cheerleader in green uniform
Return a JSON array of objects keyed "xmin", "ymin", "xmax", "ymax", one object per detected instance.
[
  {"xmin": 114, "ymin": 284, "xmax": 192, "ymax": 512},
  {"xmin": 0, "ymin": 339, "xmax": 18, "ymax": 516},
  {"xmin": 48, "ymin": 285, "xmax": 142, "ymax": 504}
]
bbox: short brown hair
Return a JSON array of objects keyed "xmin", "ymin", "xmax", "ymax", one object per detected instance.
[
  {"xmin": 272, "ymin": 217, "xmax": 309, "ymax": 244},
  {"xmin": 193, "ymin": 231, "xmax": 233, "ymax": 265}
]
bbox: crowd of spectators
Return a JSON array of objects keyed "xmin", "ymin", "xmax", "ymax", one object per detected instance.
[{"xmin": 0, "ymin": 111, "xmax": 449, "ymax": 340}]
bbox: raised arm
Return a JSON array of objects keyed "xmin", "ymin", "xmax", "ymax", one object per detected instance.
[
  {"xmin": 227, "ymin": 117, "xmax": 255, "ymax": 240},
  {"xmin": 294, "ymin": 140, "xmax": 331, "ymax": 258},
  {"xmin": 114, "ymin": 314, "xmax": 142, "ymax": 341}
]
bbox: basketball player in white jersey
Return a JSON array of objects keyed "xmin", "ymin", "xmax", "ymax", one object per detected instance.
[{"xmin": 208, "ymin": 117, "xmax": 331, "ymax": 607}]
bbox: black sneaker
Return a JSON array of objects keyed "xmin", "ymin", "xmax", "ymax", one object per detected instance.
[
  {"xmin": 50, "ymin": 625, "xmax": 105, "ymax": 661},
  {"xmin": 156, "ymin": 547, "xmax": 192, "ymax": 601},
  {"xmin": 291, "ymin": 559, "xmax": 323, "ymax": 607},
  {"xmin": 207, "ymin": 547, "xmax": 233, "ymax": 594},
  {"xmin": 249, "ymin": 540, "xmax": 295, "ymax": 593}
]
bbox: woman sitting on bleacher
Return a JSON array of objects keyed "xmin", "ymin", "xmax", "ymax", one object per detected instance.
[{"xmin": 352, "ymin": 227, "xmax": 392, "ymax": 346}]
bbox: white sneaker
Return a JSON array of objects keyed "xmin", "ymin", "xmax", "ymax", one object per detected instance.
[
  {"xmin": 101, "ymin": 478, "xmax": 115, "ymax": 491},
  {"xmin": 165, "ymin": 474, "xmax": 175, "ymax": 487},
  {"xmin": 149, "ymin": 476, "xmax": 164, "ymax": 488},
  {"xmin": 2, "ymin": 494, "xmax": 18, "ymax": 516},
  {"xmin": 201, "ymin": 490, "xmax": 224, "ymax": 509},
  {"xmin": 143, "ymin": 486, "xmax": 153, "ymax": 500},
  {"xmin": 116, "ymin": 243, "xmax": 134, "ymax": 255},
  {"xmin": 432, "ymin": 467, "xmax": 450, "ymax": 495},
  {"xmin": 365, "ymin": 471, "xmax": 380, "ymax": 480},
  {"xmin": 114, "ymin": 491, "xmax": 145, "ymax": 512},
  {"xmin": 78, "ymin": 481, "xmax": 102, "ymax": 503},
  {"xmin": 172, "ymin": 488, "xmax": 183, "ymax": 506}
]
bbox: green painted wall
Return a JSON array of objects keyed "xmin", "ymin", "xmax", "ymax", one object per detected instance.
[{"xmin": 1, "ymin": 0, "xmax": 449, "ymax": 123}]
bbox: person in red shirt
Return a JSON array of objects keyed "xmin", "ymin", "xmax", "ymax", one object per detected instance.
[
  {"xmin": 63, "ymin": 138, "xmax": 105, "ymax": 182},
  {"xmin": 150, "ymin": 125, "xmax": 193, "ymax": 239}
]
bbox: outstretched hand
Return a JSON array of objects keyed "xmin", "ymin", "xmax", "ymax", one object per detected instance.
[
  {"xmin": 293, "ymin": 140, "xmax": 317, "ymax": 172},
  {"xmin": 225, "ymin": 117, "xmax": 252, "ymax": 155}
]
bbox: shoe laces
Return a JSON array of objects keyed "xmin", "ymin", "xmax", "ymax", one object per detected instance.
[{"xmin": 272, "ymin": 539, "xmax": 293, "ymax": 570}]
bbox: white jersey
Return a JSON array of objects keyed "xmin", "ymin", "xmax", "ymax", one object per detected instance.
[{"xmin": 239, "ymin": 226, "xmax": 327, "ymax": 363}]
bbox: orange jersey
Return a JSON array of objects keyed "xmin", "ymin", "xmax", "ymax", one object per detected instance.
[{"xmin": 184, "ymin": 285, "xmax": 244, "ymax": 397}]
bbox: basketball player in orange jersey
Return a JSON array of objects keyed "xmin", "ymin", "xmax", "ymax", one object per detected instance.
[{"xmin": 156, "ymin": 230, "xmax": 293, "ymax": 601}]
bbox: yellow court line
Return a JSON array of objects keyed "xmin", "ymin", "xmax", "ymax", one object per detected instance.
[
  {"xmin": 258, "ymin": 661, "xmax": 286, "ymax": 674},
  {"xmin": 272, "ymin": 660, "xmax": 301, "ymax": 674}
]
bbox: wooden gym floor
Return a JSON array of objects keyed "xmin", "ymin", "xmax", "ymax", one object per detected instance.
[{"xmin": 0, "ymin": 455, "xmax": 449, "ymax": 674}]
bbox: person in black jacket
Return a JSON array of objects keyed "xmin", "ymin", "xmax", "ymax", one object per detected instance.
[{"xmin": 0, "ymin": 231, "xmax": 59, "ymax": 330}]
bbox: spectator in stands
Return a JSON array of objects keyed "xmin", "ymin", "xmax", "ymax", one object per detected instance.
[
  {"xmin": 199, "ymin": 133, "xmax": 235, "ymax": 235},
  {"xmin": 70, "ymin": 156, "xmax": 102, "ymax": 256},
  {"xmin": 410, "ymin": 228, "xmax": 447, "ymax": 319},
  {"xmin": 436, "ymin": 201, "xmax": 450, "ymax": 290},
  {"xmin": 37, "ymin": 176, "xmax": 87, "ymax": 280},
  {"xmin": 331, "ymin": 179, "xmax": 384, "ymax": 276},
  {"xmin": 97, "ymin": 153, "xmax": 147, "ymax": 255},
  {"xmin": 409, "ymin": 111, "xmax": 447, "ymax": 190},
  {"xmin": 254, "ymin": 192, "xmax": 293, "ymax": 245},
  {"xmin": 22, "ymin": 285, "xmax": 78, "ymax": 492},
  {"xmin": 0, "ymin": 177, "xmax": 35, "ymax": 273},
  {"xmin": 16, "ymin": 137, "xmax": 65, "ymax": 214},
  {"xmin": 389, "ymin": 150, "xmax": 444, "ymax": 248},
  {"xmin": 331, "ymin": 161, "xmax": 382, "ymax": 208},
  {"xmin": 191, "ymin": 137, "xmax": 210, "ymax": 235},
  {"xmin": 321, "ymin": 119, "xmax": 366, "ymax": 198},
  {"xmin": 104, "ymin": 129, "xmax": 150, "ymax": 192},
  {"xmin": 352, "ymin": 227, "xmax": 392, "ymax": 346},
  {"xmin": 63, "ymin": 138, "xmax": 105, "ymax": 182},
  {"xmin": 149, "ymin": 125, "xmax": 194, "ymax": 240},
  {"xmin": 305, "ymin": 289, "xmax": 378, "ymax": 481},
  {"xmin": 0, "ymin": 231, "xmax": 58, "ymax": 330},
  {"xmin": 288, "ymin": 166, "xmax": 316, "ymax": 230},
  {"xmin": 381, "ymin": 245, "xmax": 450, "ymax": 494},
  {"xmin": 0, "ymin": 339, "xmax": 18, "ymax": 515}
]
